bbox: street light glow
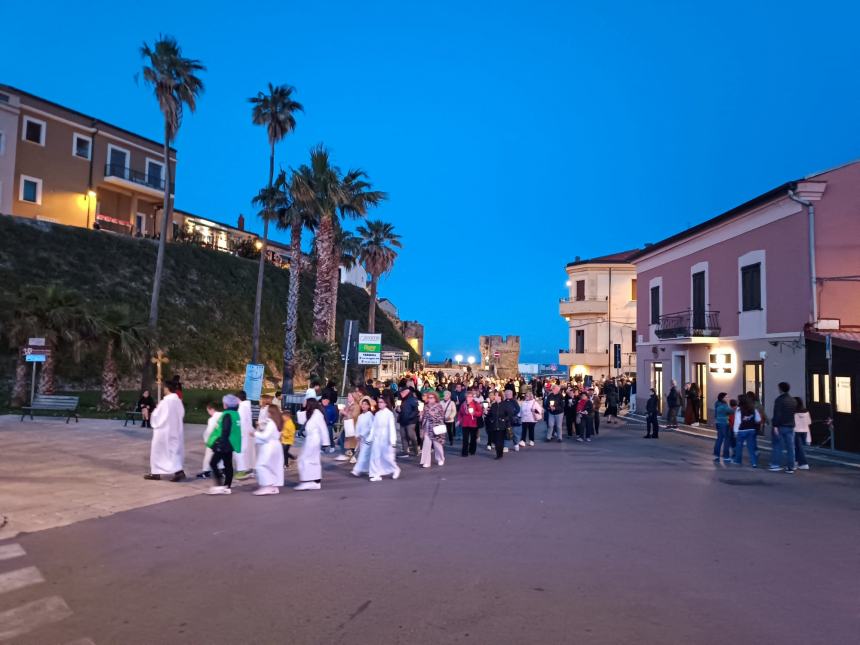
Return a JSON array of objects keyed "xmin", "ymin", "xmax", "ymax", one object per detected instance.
[
  {"xmin": 455, "ymin": 354, "xmax": 463, "ymax": 364},
  {"xmin": 565, "ymin": 280, "xmax": 572, "ymax": 287},
  {"xmin": 467, "ymin": 356, "xmax": 475, "ymax": 365}
]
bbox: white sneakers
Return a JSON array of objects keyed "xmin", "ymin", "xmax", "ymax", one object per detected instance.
[
  {"xmin": 369, "ymin": 476, "xmax": 382, "ymax": 482},
  {"xmin": 334, "ymin": 454, "xmax": 349, "ymax": 462},
  {"xmin": 438, "ymin": 460, "xmax": 445, "ymax": 467},
  {"xmin": 797, "ymin": 464, "xmax": 810, "ymax": 470},
  {"xmin": 518, "ymin": 441, "xmax": 526, "ymax": 447},
  {"xmin": 349, "ymin": 456, "xmax": 357, "ymax": 464},
  {"xmin": 503, "ymin": 447, "xmax": 510, "ymax": 453},
  {"xmin": 206, "ymin": 486, "xmax": 231, "ymax": 495},
  {"xmin": 528, "ymin": 440, "xmax": 535, "ymax": 447},
  {"xmin": 252, "ymin": 486, "xmax": 279, "ymax": 496},
  {"xmin": 294, "ymin": 481, "xmax": 321, "ymax": 491}
]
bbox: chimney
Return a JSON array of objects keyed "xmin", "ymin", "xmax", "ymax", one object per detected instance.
[{"xmin": 237, "ymin": 214, "xmax": 245, "ymax": 231}]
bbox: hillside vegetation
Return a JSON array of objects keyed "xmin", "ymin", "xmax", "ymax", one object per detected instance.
[{"xmin": 0, "ymin": 216, "xmax": 416, "ymax": 388}]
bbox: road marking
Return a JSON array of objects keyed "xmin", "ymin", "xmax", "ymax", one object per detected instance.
[
  {"xmin": 0, "ymin": 545, "xmax": 25, "ymax": 562},
  {"xmin": 0, "ymin": 596, "xmax": 72, "ymax": 641},
  {"xmin": 0, "ymin": 567, "xmax": 44, "ymax": 595}
]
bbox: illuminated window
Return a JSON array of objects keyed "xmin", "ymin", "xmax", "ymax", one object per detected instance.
[
  {"xmin": 631, "ymin": 279, "xmax": 637, "ymax": 301},
  {"xmin": 812, "ymin": 374, "xmax": 820, "ymax": 403},
  {"xmin": 835, "ymin": 377, "xmax": 852, "ymax": 413}
]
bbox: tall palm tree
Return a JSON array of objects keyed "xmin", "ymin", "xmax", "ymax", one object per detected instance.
[
  {"xmin": 140, "ymin": 36, "xmax": 204, "ymax": 382},
  {"xmin": 278, "ymin": 169, "xmax": 317, "ymax": 395},
  {"xmin": 248, "ymin": 83, "xmax": 303, "ymax": 366},
  {"xmin": 357, "ymin": 220, "xmax": 402, "ymax": 333},
  {"xmin": 96, "ymin": 305, "xmax": 148, "ymax": 411},
  {"xmin": 328, "ymin": 225, "xmax": 362, "ymax": 339}
]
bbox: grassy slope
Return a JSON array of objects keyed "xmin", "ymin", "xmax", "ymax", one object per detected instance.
[{"xmin": 0, "ymin": 216, "xmax": 417, "ymax": 387}]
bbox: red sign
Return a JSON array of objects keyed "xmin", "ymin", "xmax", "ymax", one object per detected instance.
[{"xmin": 493, "ymin": 351, "xmax": 500, "ymax": 358}]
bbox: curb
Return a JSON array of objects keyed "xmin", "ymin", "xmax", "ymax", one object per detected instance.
[{"xmin": 624, "ymin": 413, "xmax": 860, "ymax": 470}]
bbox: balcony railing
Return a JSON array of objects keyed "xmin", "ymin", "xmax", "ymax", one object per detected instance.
[
  {"xmin": 655, "ymin": 310, "xmax": 721, "ymax": 339},
  {"xmin": 559, "ymin": 296, "xmax": 607, "ymax": 303},
  {"xmin": 104, "ymin": 163, "xmax": 172, "ymax": 192}
]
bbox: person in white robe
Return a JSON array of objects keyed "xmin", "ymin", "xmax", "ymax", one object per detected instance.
[
  {"xmin": 235, "ymin": 391, "xmax": 256, "ymax": 478},
  {"xmin": 350, "ymin": 397, "xmax": 376, "ymax": 477},
  {"xmin": 253, "ymin": 404, "xmax": 285, "ymax": 495},
  {"xmin": 144, "ymin": 382, "xmax": 186, "ymax": 481},
  {"xmin": 197, "ymin": 401, "xmax": 222, "ymax": 478},
  {"xmin": 295, "ymin": 399, "xmax": 331, "ymax": 490},
  {"xmin": 368, "ymin": 393, "xmax": 401, "ymax": 482}
]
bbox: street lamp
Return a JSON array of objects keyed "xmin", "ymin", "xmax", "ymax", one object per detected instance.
[
  {"xmin": 455, "ymin": 354, "xmax": 463, "ymax": 365},
  {"xmin": 425, "ymin": 351, "xmax": 431, "ymax": 363},
  {"xmin": 565, "ymin": 280, "xmax": 572, "ymax": 287},
  {"xmin": 467, "ymin": 356, "xmax": 475, "ymax": 365}
]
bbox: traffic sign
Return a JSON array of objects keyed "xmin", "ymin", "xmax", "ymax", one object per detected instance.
[
  {"xmin": 25, "ymin": 353, "xmax": 46, "ymax": 363},
  {"xmin": 493, "ymin": 351, "xmax": 500, "ymax": 358},
  {"xmin": 28, "ymin": 337, "xmax": 46, "ymax": 347},
  {"xmin": 357, "ymin": 333, "xmax": 382, "ymax": 365},
  {"xmin": 244, "ymin": 363, "xmax": 265, "ymax": 401}
]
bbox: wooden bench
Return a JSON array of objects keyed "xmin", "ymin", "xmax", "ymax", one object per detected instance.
[
  {"xmin": 20, "ymin": 395, "xmax": 80, "ymax": 423},
  {"xmin": 124, "ymin": 410, "xmax": 143, "ymax": 426}
]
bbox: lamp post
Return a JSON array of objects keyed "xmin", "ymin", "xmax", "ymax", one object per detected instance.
[
  {"xmin": 467, "ymin": 356, "xmax": 475, "ymax": 366},
  {"xmin": 455, "ymin": 354, "xmax": 463, "ymax": 366},
  {"xmin": 425, "ymin": 351, "xmax": 431, "ymax": 368}
]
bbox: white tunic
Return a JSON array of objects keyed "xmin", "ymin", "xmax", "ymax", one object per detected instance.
[
  {"xmin": 254, "ymin": 419, "xmax": 285, "ymax": 487},
  {"xmin": 298, "ymin": 409, "xmax": 331, "ymax": 482},
  {"xmin": 369, "ymin": 408, "xmax": 399, "ymax": 478},
  {"xmin": 235, "ymin": 400, "xmax": 256, "ymax": 471},
  {"xmin": 149, "ymin": 393, "xmax": 185, "ymax": 475},
  {"xmin": 202, "ymin": 411, "xmax": 222, "ymax": 471},
  {"xmin": 351, "ymin": 411, "xmax": 375, "ymax": 476}
]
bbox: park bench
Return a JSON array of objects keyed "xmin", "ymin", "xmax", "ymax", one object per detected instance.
[
  {"xmin": 20, "ymin": 394, "xmax": 80, "ymax": 423},
  {"xmin": 123, "ymin": 409, "xmax": 143, "ymax": 427}
]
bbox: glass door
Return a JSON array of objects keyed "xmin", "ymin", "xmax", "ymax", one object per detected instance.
[
  {"xmin": 651, "ymin": 361, "xmax": 663, "ymax": 411},
  {"xmin": 744, "ymin": 361, "xmax": 764, "ymax": 402},
  {"xmin": 695, "ymin": 362, "xmax": 707, "ymax": 422}
]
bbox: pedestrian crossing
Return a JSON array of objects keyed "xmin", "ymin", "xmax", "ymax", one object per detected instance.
[{"xmin": 0, "ymin": 541, "xmax": 92, "ymax": 643}]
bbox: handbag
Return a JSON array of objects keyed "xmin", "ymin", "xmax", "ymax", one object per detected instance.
[
  {"xmin": 432, "ymin": 424, "xmax": 447, "ymax": 436},
  {"xmin": 343, "ymin": 418, "xmax": 356, "ymax": 438},
  {"xmin": 297, "ymin": 410, "xmax": 307, "ymax": 425}
]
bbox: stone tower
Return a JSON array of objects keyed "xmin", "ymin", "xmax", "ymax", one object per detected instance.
[{"xmin": 478, "ymin": 335, "xmax": 521, "ymax": 379}]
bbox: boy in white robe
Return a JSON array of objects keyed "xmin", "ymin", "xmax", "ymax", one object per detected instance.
[
  {"xmin": 144, "ymin": 382, "xmax": 186, "ymax": 482},
  {"xmin": 235, "ymin": 390, "xmax": 256, "ymax": 479}
]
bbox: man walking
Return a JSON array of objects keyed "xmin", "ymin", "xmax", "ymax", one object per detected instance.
[
  {"xmin": 666, "ymin": 381, "xmax": 680, "ymax": 429},
  {"xmin": 644, "ymin": 388, "xmax": 660, "ymax": 438},
  {"xmin": 769, "ymin": 382, "xmax": 798, "ymax": 473},
  {"xmin": 545, "ymin": 384, "xmax": 565, "ymax": 442},
  {"xmin": 397, "ymin": 386, "xmax": 420, "ymax": 458}
]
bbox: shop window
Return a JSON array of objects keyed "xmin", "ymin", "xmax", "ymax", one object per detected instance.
[{"xmin": 835, "ymin": 377, "xmax": 852, "ymax": 413}]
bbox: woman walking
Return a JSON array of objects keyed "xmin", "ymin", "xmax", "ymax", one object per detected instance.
[
  {"xmin": 442, "ymin": 390, "xmax": 458, "ymax": 446},
  {"xmin": 295, "ymin": 398, "xmax": 330, "ymax": 491},
  {"xmin": 713, "ymin": 392, "xmax": 732, "ymax": 463},
  {"xmin": 458, "ymin": 391, "xmax": 482, "ymax": 457},
  {"xmin": 351, "ymin": 396, "xmax": 376, "ymax": 478},
  {"xmin": 518, "ymin": 391, "xmax": 542, "ymax": 447},
  {"xmin": 732, "ymin": 394, "xmax": 761, "ymax": 468},
  {"xmin": 253, "ymin": 404, "xmax": 285, "ymax": 495},
  {"xmin": 368, "ymin": 392, "xmax": 402, "ymax": 482},
  {"xmin": 419, "ymin": 391, "xmax": 446, "ymax": 468},
  {"xmin": 793, "ymin": 398, "xmax": 811, "ymax": 471}
]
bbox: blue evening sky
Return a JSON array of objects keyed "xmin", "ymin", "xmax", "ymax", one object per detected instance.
[{"xmin": 4, "ymin": 1, "xmax": 859, "ymax": 362}]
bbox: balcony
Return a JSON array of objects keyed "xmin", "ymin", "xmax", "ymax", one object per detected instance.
[
  {"xmin": 655, "ymin": 310, "xmax": 721, "ymax": 340},
  {"xmin": 559, "ymin": 349, "xmax": 611, "ymax": 366},
  {"xmin": 559, "ymin": 297, "xmax": 608, "ymax": 316},
  {"xmin": 103, "ymin": 163, "xmax": 174, "ymax": 198}
]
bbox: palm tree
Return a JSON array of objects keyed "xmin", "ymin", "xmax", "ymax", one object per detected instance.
[
  {"xmin": 297, "ymin": 339, "xmax": 341, "ymax": 385},
  {"xmin": 328, "ymin": 225, "xmax": 363, "ymax": 339},
  {"xmin": 249, "ymin": 83, "xmax": 303, "ymax": 366},
  {"xmin": 140, "ymin": 36, "xmax": 205, "ymax": 375},
  {"xmin": 357, "ymin": 220, "xmax": 402, "ymax": 333},
  {"xmin": 96, "ymin": 305, "xmax": 148, "ymax": 411},
  {"xmin": 278, "ymin": 169, "xmax": 317, "ymax": 395}
]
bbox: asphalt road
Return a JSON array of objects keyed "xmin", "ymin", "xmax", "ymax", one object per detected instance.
[{"xmin": 4, "ymin": 419, "xmax": 860, "ymax": 644}]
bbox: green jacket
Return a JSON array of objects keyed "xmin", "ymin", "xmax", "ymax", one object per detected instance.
[{"xmin": 207, "ymin": 409, "xmax": 242, "ymax": 453}]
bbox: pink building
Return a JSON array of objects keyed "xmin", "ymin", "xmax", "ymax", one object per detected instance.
[{"xmin": 634, "ymin": 161, "xmax": 860, "ymax": 452}]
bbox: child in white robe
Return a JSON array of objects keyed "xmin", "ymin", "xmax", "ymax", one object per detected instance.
[
  {"xmin": 350, "ymin": 397, "xmax": 376, "ymax": 477},
  {"xmin": 253, "ymin": 404, "xmax": 285, "ymax": 495}
]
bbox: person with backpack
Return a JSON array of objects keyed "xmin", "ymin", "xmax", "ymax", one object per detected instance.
[{"xmin": 732, "ymin": 394, "xmax": 761, "ymax": 468}]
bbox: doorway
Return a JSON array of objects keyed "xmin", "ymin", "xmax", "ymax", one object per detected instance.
[
  {"xmin": 694, "ymin": 362, "xmax": 708, "ymax": 422},
  {"xmin": 651, "ymin": 362, "xmax": 663, "ymax": 411},
  {"xmin": 744, "ymin": 361, "xmax": 764, "ymax": 403},
  {"xmin": 692, "ymin": 271, "xmax": 706, "ymax": 330},
  {"xmin": 672, "ymin": 354, "xmax": 686, "ymax": 388}
]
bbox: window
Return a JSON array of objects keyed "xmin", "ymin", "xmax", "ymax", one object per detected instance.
[
  {"xmin": 145, "ymin": 159, "xmax": 164, "ymax": 188},
  {"xmin": 650, "ymin": 286, "xmax": 660, "ymax": 324},
  {"xmin": 107, "ymin": 144, "xmax": 129, "ymax": 177},
  {"xmin": 575, "ymin": 329, "xmax": 585, "ymax": 353},
  {"xmin": 22, "ymin": 116, "xmax": 46, "ymax": 145},
  {"xmin": 19, "ymin": 175, "xmax": 42, "ymax": 204},
  {"xmin": 575, "ymin": 280, "xmax": 585, "ymax": 301},
  {"xmin": 741, "ymin": 263, "xmax": 762, "ymax": 311},
  {"xmin": 835, "ymin": 377, "xmax": 852, "ymax": 413},
  {"xmin": 0, "ymin": 130, "xmax": 5, "ymax": 155},
  {"xmin": 631, "ymin": 329, "xmax": 637, "ymax": 352},
  {"xmin": 73, "ymin": 133, "xmax": 92, "ymax": 160},
  {"xmin": 811, "ymin": 373, "xmax": 829, "ymax": 404},
  {"xmin": 631, "ymin": 279, "xmax": 637, "ymax": 301}
]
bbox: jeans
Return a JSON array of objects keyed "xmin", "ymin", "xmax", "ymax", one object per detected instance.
[
  {"xmin": 545, "ymin": 413, "xmax": 564, "ymax": 440},
  {"xmin": 461, "ymin": 427, "xmax": 478, "ymax": 456},
  {"xmin": 794, "ymin": 433, "xmax": 808, "ymax": 466},
  {"xmin": 771, "ymin": 426, "xmax": 796, "ymax": 470},
  {"xmin": 646, "ymin": 413, "xmax": 659, "ymax": 437},
  {"xmin": 714, "ymin": 422, "xmax": 732, "ymax": 458},
  {"xmin": 400, "ymin": 423, "xmax": 418, "ymax": 454},
  {"xmin": 521, "ymin": 422, "xmax": 536, "ymax": 442},
  {"xmin": 733, "ymin": 430, "xmax": 757, "ymax": 467}
]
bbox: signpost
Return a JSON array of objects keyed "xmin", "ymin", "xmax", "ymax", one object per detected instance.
[
  {"xmin": 340, "ymin": 321, "xmax": 360, "ymax": 396},
  {"xmin": 244, "ymin": 363, "xmax": 265, "ymax": 402},
  {"xmin": 25, "ymin": 338, "xmax": 48, "ymax": 406},
  {"xmin": 357, "ymin": 333, "xmax": 382, "ymax": 366}
]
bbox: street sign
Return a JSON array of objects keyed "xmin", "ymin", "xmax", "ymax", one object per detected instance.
[
  {"xmin": 357, "ymin": 333, "xmax": 382, "ymax": 366},
  {"xmin": 25, "ymin": 353, "xmax": 47, "ymax": 363},
  {"xmin": 493, "ymin": 351, "xmax": 500, "ymax": 358},
  {"xmin": 28, "ymin": 337, "xmax": 46, "ymax": 347},
  {"xmin": 244, "ymin": 363, "xmax": 265, "ymax": 401}
]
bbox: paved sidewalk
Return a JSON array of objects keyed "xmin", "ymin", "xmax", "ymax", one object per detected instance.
[{"xmin": 0, "ymin": 415, "xmax": 217, "ymax": 539}]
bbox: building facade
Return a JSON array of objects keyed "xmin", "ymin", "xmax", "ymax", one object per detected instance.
[
  {"xmin": 0, "ymin": 84, "xmax": 177, "ymax": 237},
  {"xmin": 479, "ymin": 335, "xmax": 521, "ymax": 379},
  {"xmin": 559, "ymin": 251, "xmax": 638, "ymax": 380},
  {"xmin": 634, "ymin": 161, "xmax": 860, "ymax": 452}
]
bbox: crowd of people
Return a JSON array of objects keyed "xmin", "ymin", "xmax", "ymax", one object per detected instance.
[{"xmin": 140, "ymin": 371, "xmax": 634, "ymax": 495}]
